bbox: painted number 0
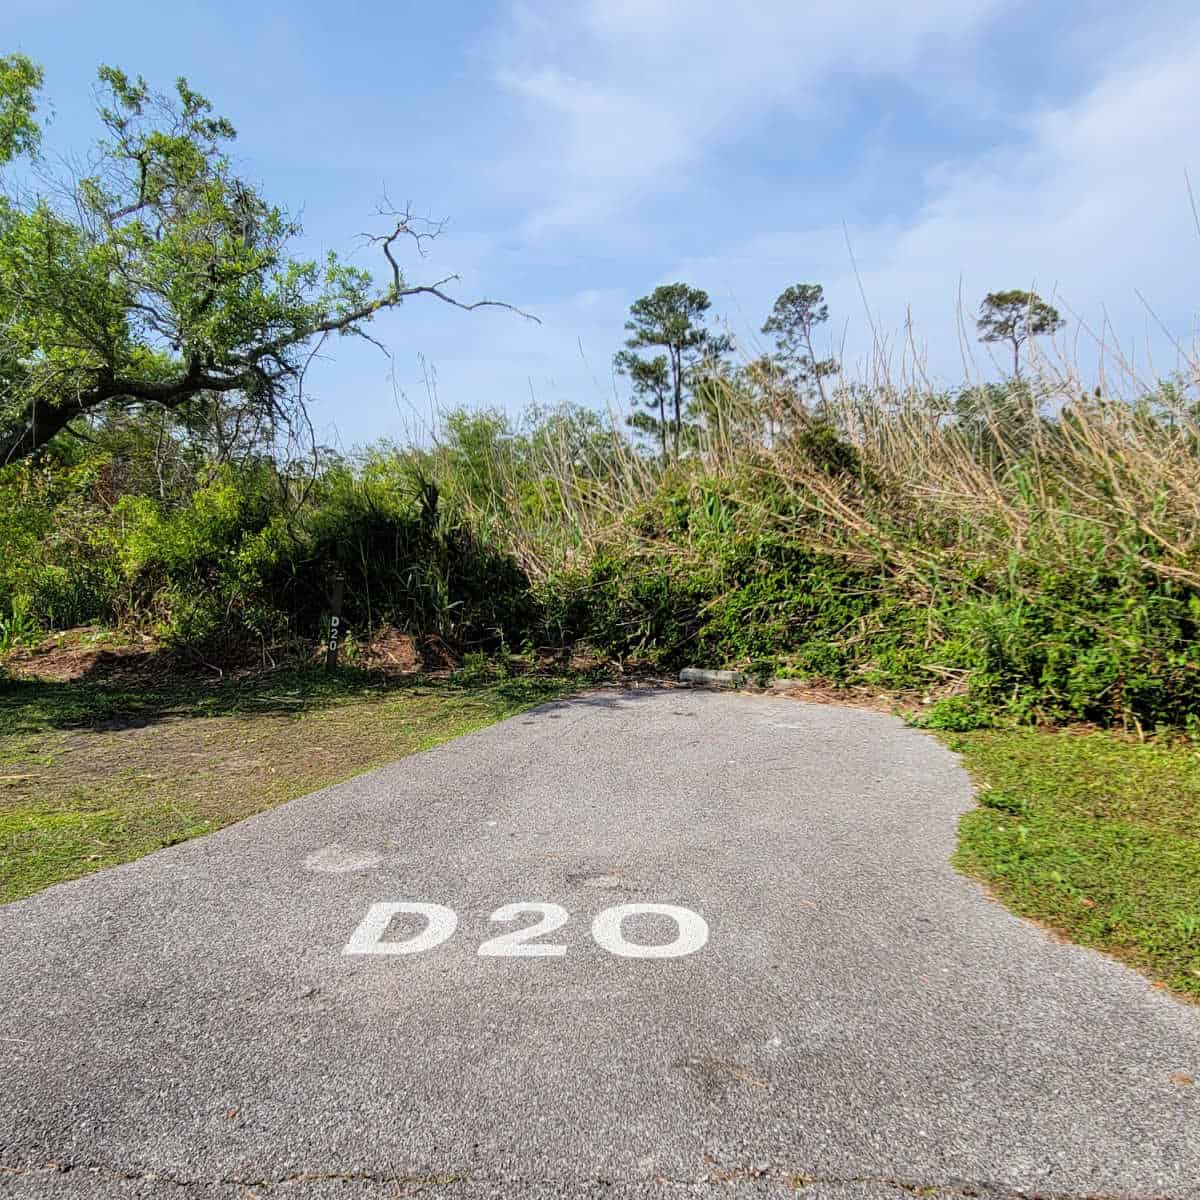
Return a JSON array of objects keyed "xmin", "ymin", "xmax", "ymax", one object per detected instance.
[
  {"xmin": 590, "ymin": 903, "xmax": 708, "ymax": 959},
  {"xmin": 342, "ymin": 902, "xmax": 708, "ymax": 959}
]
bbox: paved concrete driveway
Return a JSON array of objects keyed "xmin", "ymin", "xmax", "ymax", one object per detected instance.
[{"xmin": 1, "ymin": 689, "xmax": 1197, "ymax": 1198}]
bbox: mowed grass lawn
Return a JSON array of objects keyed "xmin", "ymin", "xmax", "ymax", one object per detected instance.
[
  {"xmin": 0, "ymin": 667, "xmax": 576, "ymax": 905},
  {"xmin": 950, "ymin": 729, "xmax": 1200, "ymax": 1002}
]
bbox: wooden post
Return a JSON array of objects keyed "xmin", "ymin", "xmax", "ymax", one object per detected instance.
[{"xmin": 325, "ymin": 573, "xmax": 345, "ymax": 670}]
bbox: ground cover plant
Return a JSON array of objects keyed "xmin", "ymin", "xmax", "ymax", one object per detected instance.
[{"xmin": 952, "ymin": 728, "xmax": 1200, "ymax": 1001}]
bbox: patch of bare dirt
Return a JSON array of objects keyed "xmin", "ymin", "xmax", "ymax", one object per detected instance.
[
  {"xmin": 3, "ymin": 625, "xmax": 301, "ymax": 686},
  {"xmin": 360, "ymin": 626, "xmax": 423, "ymax": 673},
  {"xmin": 416, "ymin": 633, "xmax": 461, "ymax": 672},
  {"xmin": 309, "ymin": 627, "xmax": 461, "ymax": 675},
  {"xmin": 768, "ymin": 679, "xmax": 911, "ymax": 715},
  {"xmin": 2, "ymin": 629, "xmax": 166, "ymax": 684}
]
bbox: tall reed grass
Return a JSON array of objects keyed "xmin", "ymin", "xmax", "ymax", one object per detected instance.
[{"xmin": 417, "ymin": 328, "xmax": 1200, "ymax": 728}]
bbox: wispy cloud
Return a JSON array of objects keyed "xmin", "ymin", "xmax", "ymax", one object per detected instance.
[
  {"xmin": 492, "ymin": 0, "xmax": 1009, "ymax": 233},
  {"xmin": 481, "ymin": 2, "xmax": 1200, "ymax": 391}
]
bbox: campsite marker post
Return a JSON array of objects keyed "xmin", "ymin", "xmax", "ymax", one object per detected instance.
[{"xmin": 326, "ymin": 573, "xmax": 345, "ymax": 670}]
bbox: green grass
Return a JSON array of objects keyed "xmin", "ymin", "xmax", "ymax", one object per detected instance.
[
  {"xmin": 949, "ymin": 728, "xmax": 1200, "ymax": 1001},
  {"xmin": 0, "ymin": 664, "xmax": 579, "ymax": 904}
]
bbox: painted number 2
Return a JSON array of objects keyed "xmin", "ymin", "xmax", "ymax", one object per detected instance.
[
  {"xmin": 478, "ymin": 903, "xmax": 570, "ymax": 957},
  {"xmin": 343, "ymin": 902, "xmax": 708, "ymax": 960}
]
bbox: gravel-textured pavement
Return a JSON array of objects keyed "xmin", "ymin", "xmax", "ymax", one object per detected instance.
[{"xmin": 1, "ymin": 687, "xmax": 1197, "ymax": 1199}]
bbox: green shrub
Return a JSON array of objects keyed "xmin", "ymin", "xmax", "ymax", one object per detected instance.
[
  {"xmin": 7, "ymin": 379, "xmax": 1200, "ymax": 734},
  {"xmin": 0, "ymin": 596, "xmax": 38, "ymax": 652},
  {"xmin": 0, "ymin": 446, "xmax": 536, "ymax": 659},
  {"xmin": 913, "ymin": 694, "xmax": 995, "ymax": 732}
]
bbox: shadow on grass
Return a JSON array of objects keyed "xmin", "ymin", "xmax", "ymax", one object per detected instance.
[{"xmin": 0, "ymin": 657, "xmax": 613, "ymax": 739}]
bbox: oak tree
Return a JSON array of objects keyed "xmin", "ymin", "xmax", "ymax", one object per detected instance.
[{"xmin": 0, "ymin": 56, "xmax": 531, "ymax": 466}]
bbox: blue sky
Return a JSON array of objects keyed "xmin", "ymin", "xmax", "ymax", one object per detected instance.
[{"xmin": 5, "ymin": 0, "xmax": 1199, "ymax": 447}]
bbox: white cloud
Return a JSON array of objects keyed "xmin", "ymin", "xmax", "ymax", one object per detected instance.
[
  {"xmin": 659, "ymin": 13, "xmax": 1200, "ymax": 389},
  {"xmin": 494, "ymin": 0, "xmax": 1009, "ymax": 232}
]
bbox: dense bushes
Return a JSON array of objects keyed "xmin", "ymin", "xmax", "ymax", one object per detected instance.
[
  {"xmin": 541, "ymin": 528, "xmax": 876, "ymax": 675},
  {"xmin": 5, "ymin": 384, "xmax": 1200, "ymax": 733},
  {"xmin": 0, "ymin": 442, "xmax": 536, "ymax": 657},
  {"xmin": 525, "ymin": 391, "xmax": 1200, "ymax": 731},
  {"xmin": 539, "ymin": 520, "xmax": 1200, "ymax": 730}
]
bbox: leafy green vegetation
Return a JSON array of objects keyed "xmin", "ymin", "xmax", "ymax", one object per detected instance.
[
  {"xmin": 951, "ymin": 728, "xmax": 1200, "ymax": 1001},
  {"xmin": 0, "ymin": 55, "xmax": 529, "ymax": 466},
  {"xmin": 0, "ymin": 667, "xmax": 577, "ymax": 904},
  {"xmin": 5, "ymin": 56, "xmax": 1197, "ymax": 734}
]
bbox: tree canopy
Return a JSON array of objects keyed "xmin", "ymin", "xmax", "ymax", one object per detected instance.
[
  {"xmin": 976, "ymin": 289, "xmax": 1064, "ymax": 377},
  {"xmin": 615, "ymin": 283, "xmax": 732, "ymax": 457},
  {"xmin": 614, "ymin": 348, "xmax": 671, "ymax": 458},
  {"xmin": 761, "ymin": 282, "xmax": 838, "ymax": 409},
  {"xmin": 0, "ymin": 56, "xmax": 529, "ymax": 466}
]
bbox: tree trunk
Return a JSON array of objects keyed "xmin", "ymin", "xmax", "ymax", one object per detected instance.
[
  {"xmin": 1, "ymin": 360, "xmax": 245, "ymax": 467},
  {"xmin": 671, "ymin": 348, "xmax": 682, "ymax": 458},
  {"xmin": 0, "ymin": 398, "xmax": 77, "ymax": 466},
  {"xmin": 804, "ymin": 323, "xmax": 829, "ymax": 411}
]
